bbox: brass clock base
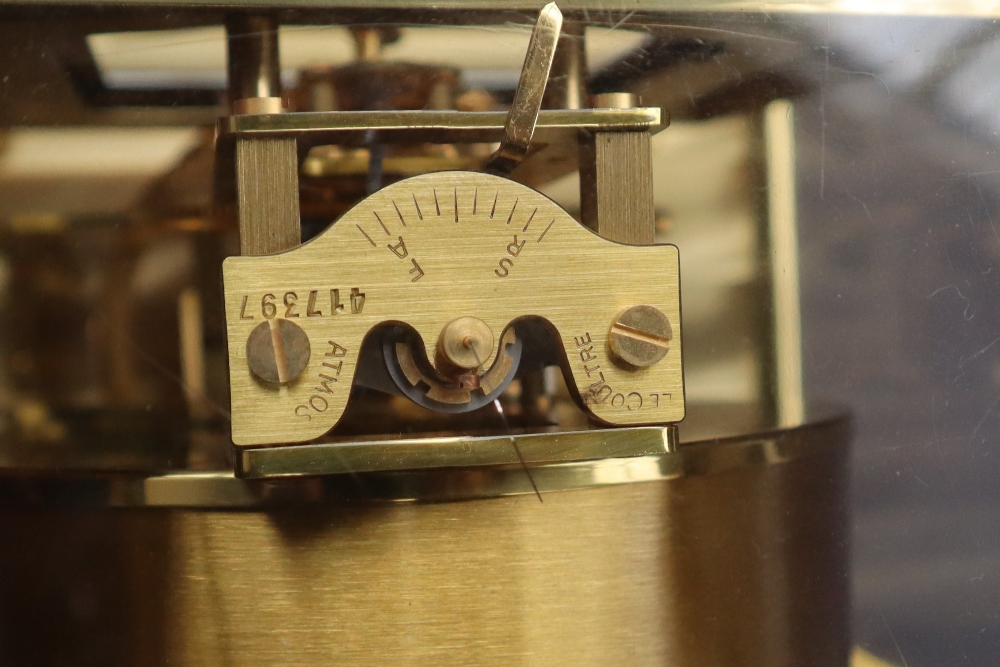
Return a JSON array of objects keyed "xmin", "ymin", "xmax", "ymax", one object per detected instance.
[{"xmin": 0, "ymin": 412, "xmax": 849, "ymax": 667}]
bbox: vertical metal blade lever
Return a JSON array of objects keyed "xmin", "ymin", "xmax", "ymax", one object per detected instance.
[{"xmin": 484, "ymin": 2, "xmax": 563, "ymax": 175}]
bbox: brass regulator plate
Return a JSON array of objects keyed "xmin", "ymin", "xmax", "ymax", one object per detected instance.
[{"xmin": 223, "ymin": 171, "xmax": 683, "ymax": 446}]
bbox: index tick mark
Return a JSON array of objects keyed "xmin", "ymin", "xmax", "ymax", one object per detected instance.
[
  {"xmin": 357, "ymin": 225, "xmax": 377, "ymax": 247},
  {"xmin": 506, "ymin": 198, "xmax": 519, "ymax": 225},
  {"xmin": 411, "ymin": 193, "xmax": 423, "ymax": 220},
  {"xmin": 392, "ymin": 200, "xmax": 406, "ymax": 227},
  {"xmin": 433, "ymin": 188, "xmax": 441, "ymax": 216},
  {"xmin": 522, "ymin": 208, "xmax": 538, "ymax": 232},
  {"xmin": 537, "ymin": 219, "xmax": 555, "ymax": 242}
]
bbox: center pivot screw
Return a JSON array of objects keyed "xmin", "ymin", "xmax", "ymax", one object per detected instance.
[{"xmin": 436, "ymin": 317, "xmax": 495, "ymax": 371}]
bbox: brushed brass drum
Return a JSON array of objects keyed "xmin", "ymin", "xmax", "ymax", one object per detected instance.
[{"xmin": 0, "ymin": 412, "xmax": 849, "ymax": 667}]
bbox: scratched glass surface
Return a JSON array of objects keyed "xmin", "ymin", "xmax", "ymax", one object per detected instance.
[
  {"xmin": 1, "ymin": 6, "xmax": 1000, "ymax": 666},
  {"xmin": 609, "ymin": 13, "xmax": 1000, "ymax": 663},
  {"xmin": 601, "ymin": 13, "xmax": 1000, "ymax": 665},
  {"xmin": 743, "ymin": 13, "xmax": 1000, "ymax": 667},
  {"xmin": 578, "ymin": 14, "xmax": 1000, "ymax": 661}
]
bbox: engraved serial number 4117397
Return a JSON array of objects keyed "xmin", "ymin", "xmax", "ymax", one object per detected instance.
[{"xmin": 239, "ymin": 288, "xmax": 367, "ymax": 320}]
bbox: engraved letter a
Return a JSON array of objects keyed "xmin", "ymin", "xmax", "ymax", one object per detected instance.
[{"xmin": 388, "ymin": 236, "xmax": 408, "ymax": 259}]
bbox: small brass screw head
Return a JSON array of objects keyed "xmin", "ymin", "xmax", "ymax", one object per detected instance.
[
  {"xmin": 436, "ymin": 317, "xmax": 495, "ymax": 371},
  {"xmin": 608, "ymin": 305, "xmax": 672, "ymax": 368},
  {"xmin": 246, "ymin": 319, "xmax": 311, "ymax": 385}
]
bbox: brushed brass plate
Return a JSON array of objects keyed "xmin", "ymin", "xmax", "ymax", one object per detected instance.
[
  {"xmin": 223, "ymin": 172, "xmax": 684, "ymax": 445},
  {"xmin": 236, "ymin": 424, "xmax": 677, "ymax": 479},
  {"xmin": 223, "ymin": 170, "xmax": 683, "ymax": 446}
]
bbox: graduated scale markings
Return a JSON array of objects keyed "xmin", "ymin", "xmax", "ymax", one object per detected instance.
[{"xmin": 355, "ymin": 186, "xmax": 557, "ymax": 282}]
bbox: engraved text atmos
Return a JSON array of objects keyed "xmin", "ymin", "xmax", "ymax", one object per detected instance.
[{"xmin": 295, "ymin": 341, "xmax": 349, "ymax": 420}]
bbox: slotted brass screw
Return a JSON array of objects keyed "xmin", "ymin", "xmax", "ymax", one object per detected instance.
[
  {"xmin": 246, "ymin": 318, "xmax": 311, "ymax": 385},
  {"xmin": 608, "ymin": 305, "xmax": 672, "ymax": 368}
]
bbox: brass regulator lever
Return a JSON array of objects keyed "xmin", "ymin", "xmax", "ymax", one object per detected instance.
[{"xmin": 484, "ymin": 2, "xmax": 563, "ymax": 175}]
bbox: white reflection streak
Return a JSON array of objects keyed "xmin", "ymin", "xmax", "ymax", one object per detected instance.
[
  {"xmin": 492, "ymin": 398, "xmax": 543, "ymax": 503},
  {"xmin": 592, "ymin": 457, "xmax": 662, "ymax": 486}
]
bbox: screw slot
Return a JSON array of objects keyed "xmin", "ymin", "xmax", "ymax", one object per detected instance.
[{"xmin": 608, "ymin": 305, "xmax": 672, "ymax": 368}]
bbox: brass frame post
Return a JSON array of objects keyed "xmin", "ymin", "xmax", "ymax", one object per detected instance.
[
  {"xmin": 225, "ymin": 14, "xmax": 300, "ymax": 257},
  {"xmin": 542, "ymin": 20, "xmax": 587, "ymax": 112},
  {"xmin": 752, "ymin": 99, "xmax": 804, "ymax": 427},
  {"xmin": 579, "ymin": 93, "xmax": 655, "ymax": 245}
]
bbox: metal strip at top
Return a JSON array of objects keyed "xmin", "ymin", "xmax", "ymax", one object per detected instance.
[{"xmin": 218, "ymin": 108, "xmax": 665, "ymax": 145}]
